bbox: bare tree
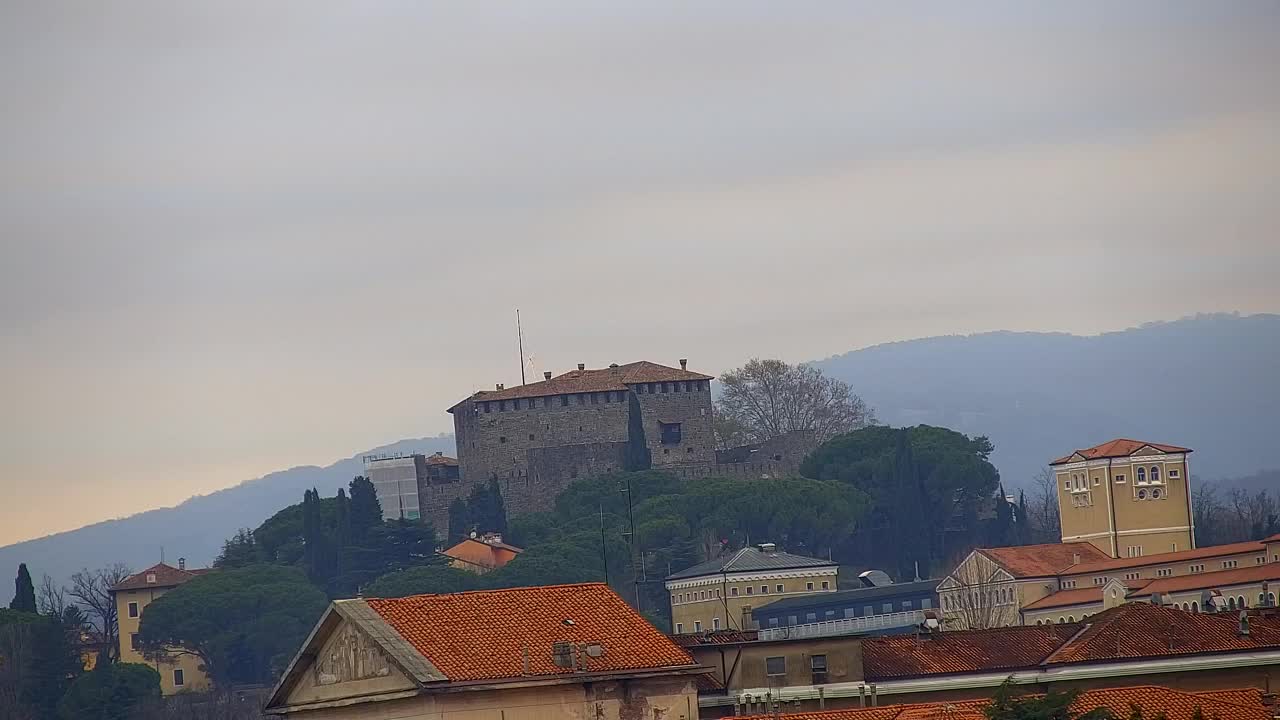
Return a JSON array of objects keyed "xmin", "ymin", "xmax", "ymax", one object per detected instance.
[
  {"xmin": 67, "ymin": 564, "xmax": 131, "ymax": 662},
  {"xmin": 716, "ymin": 359, "xmax": 874, "ymax": 444},
  {"xmin": 1193, "ymin": 481, "xmax": 1226, "ymax": 546},
  {"xmin": 938, "ymin": 551, "xmax": 1019, "ymax": 630},
  {"xmin": 1025, "ymin": 469, "xmax": 1061, "ymax": 544},
  {"xmin": 36, "ymin": 574, "xmax": 66, "ymax": 617}
]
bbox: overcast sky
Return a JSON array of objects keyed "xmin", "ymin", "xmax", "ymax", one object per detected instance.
[{"xmin": 1, "ymin": 3, "xmax": 1278, "ymax": 546}]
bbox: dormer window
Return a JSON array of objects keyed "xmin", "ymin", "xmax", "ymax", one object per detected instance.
[{"xmin": 145, "ymin": 573, "xmax": 156, "ymax": 584}]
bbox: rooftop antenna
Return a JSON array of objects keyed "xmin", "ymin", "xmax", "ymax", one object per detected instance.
[{"xmin": 516, "ymin": 309, "xmax": 526, "ymax": 385}]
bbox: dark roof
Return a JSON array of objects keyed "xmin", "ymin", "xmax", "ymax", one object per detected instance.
[
  {"xmin": 670, "ymin": 630, "xmax": 759, "ymax": 647},
  {"xmin": 756, "ymin": 579, "xmax": 941, "ymax": 615},
  {"xmin": 111, "ymin": 563, "xmax": 208, "ymax": 592},
  {"xmin": 449, "ymin": 361, "xmax": 713, "ymax": 410},
  {"xmin": 1050, "ymin": 438, "xmax": 1191, "ymax": 465},
  {"xmin": 666, "ymin": 547, "xmax": 837, "ymax": 581}
]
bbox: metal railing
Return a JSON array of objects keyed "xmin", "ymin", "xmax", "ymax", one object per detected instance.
[{"xmin": 757, "ymin": 609, "xmax": 926, "ymax": 641}]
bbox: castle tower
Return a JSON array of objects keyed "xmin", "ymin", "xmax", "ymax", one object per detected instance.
[{"xmin": 1049, "ymin": 439, "xmax": 1194, "ymax": 559}]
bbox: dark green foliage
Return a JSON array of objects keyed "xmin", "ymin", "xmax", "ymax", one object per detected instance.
[
  {"xmin": 801, "ymin": 424, "xmax": 1005, "ymax": 579},
  {"xmin": 136, "ymin": 564, "xmax": 328, "ymax": 686},
  {"xmin": 0, "ymin": 611, "xmax": 83, "ymax": 717},
  {"xmin": 625, "ymin": 391, "xmax": 652, "ymax": 471},
  {"xmin": 363, "ymin": 565, "xmax": 479, "ymax": 598},
  {"xmin": 214, "ymin": 529, "xmax": 260, "ymax": 568},
  {"xmin": 447, "ymin": 498, "xmax": 470, "ymax": 545},
  {"xmin": 9, "ymin": 564, "xmax": 36, "ymax": 614},
  {"xmin": 347, "ymin": 476, "xmax": 382, "ymax": 540},
  {"xmin": 465, "ymin": 480, "xmax": 508, "ymax": 536},
  {"xmin": 56, "ymin": 663, "xmax": 160, "ymax": 720},
  {"xmin": 983, "ymin": 680, "xmax": 1117, "ymax": 719},
  {"xmin": 335, "ymin": 489, "xmax": 351, "ymax": 548}
]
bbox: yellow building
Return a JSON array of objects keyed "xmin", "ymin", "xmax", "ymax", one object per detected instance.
[
  {"xmin": 264, "ymin": 582, "xmax": 706, "ymax": 719},
  {"xmin": 1050, "ymin": 438, "xmax": 1194, "ymax": 559},
  {"xmin": 111, "ymin": 561, "xmax": 212, "ymax": 695},
  {"xmin": 664, "ymin": 543, "xmax": 839, "ymax": 634}
]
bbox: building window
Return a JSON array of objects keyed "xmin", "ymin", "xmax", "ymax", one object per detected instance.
[
  {"xmin": 694, "ymin": 621, "xmax": 702, "ymax": 632},
  {"xmin": 1136, "ymin": 467, "xmax": 1146, "ymax": 484},
  {"xmin": 1062, "ymin": 580, "xmax": 1077, "ymax": 589},
  {"xmin": 811, "ymin": 654, "xmax": 828, "ymax": 684},
  {"xmin": 1094, "ymin": 577, "xmax": 1105, "ymax": 586},
  {"xmin": 776, "ymin": 584, "xmax": 784, "ymax": 593},
  {"xmin": 806, "ymin": 582, "xmax": 814, "ymax": 591},
  {"xmin": 128, "ymin": 601, "xmax": 139, "ymax": 618},
  {"xmin": 660, "ymin": 423, "xmax": 682, "ymax": 444},
  {"xmin": 730, "ymin": 587, "xmax": 738, "ymax": 596},
  {"xmin": 787, "ymin": 615, "xmax": 798, "ymax": 625},
  {"xmin": 806, "ymin": 612, "xmax": 817, "ymax": 621},
  {"xmin": 1124, "ymin": 572, "xmax": 1140, "ymax": 580},
  {"xmin": 765, "ymin": 656, "xmax": 786, "ymax": 676},
  {"xmin": 560, "ymin": 395, "xmax": 569, "ymax": 406},
  {"xmin": 1190, "ymin": 564, "xmax": 1204, "ymax": 573},
  {"xmin": 673, "ymin": 382, "xmax": 682, "ymax": 392},
  {"xmin": 746, "ymin": 586, "xmax": 753, "ymax": 595},
  {"xmin": 902, "ymin": 600, "xmax": 913, "ymax": 610},
  {"xmin": 173, "ymin": 669, "xmax": 184, "ymax": 687},
  {"xmin": 1115, "ymin": 474, "xmax": 1125, "ymax": 483},
  {"xmin": 528, "ymin": 434, "xmax": 535, "ymax": 441},
  {"xmin": 675, "ymin": 623, "xmax": 683, "ymax": 633},
  {"xmin": 130, "ymin": 633, "xmax": 141, "ymax": 650},
  {"xmin": 1222, "ymin": 560, "xmax": 1238, "ymax": 569},
  {"xmin": 922, "ymin": 598, "xmax": 932, "ymax": 609},
  {"xmin": 590, "ymin": 393, "xmax": 598, "ymax": 404},
  {"xmin": 821, "ymin": 581, "xmax": 830, "ymax": 590},
  {"xmin": 499, "ymin": 436, "xmax": 507, "ymax": 444},
  {"xmin": 1168, "ymin": 469, "xmax": 1180, "ymax": 479},
  {"xmin": 1150, "ymin": 466, "xmax": 1161, "ymax": 483},
  {"xmin": 483, "ymin": 402, "xmax": 491, "ymax": 413},
  {"xmin": 863, "ymin": 605, "xmax": 874, "ymax": 616},
  {"xmin": 760, "ymin": 585, "xmax": 768, "ymax": 594},
  {"xmin": 882, "ymin": 602, "xmax": 893, "ymax": 613},
  {"xmin": 1156, "ymin": 568, "xmax": 1173, "ymax": 577},
  {"xmin": 713, "ymin": 617, "xmax": 721, "ymax": 630},
  {"xmin": 1258, "ymin": 556, "xmax": 1267, "ymax": 565}
]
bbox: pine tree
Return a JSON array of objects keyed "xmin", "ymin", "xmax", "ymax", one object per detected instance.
[
  {"xmin": 991, "ymin": 483, "xmax": 1014, "ymax": 547},
  {"xmin": 9, "ymin": 563, "xmax": 36, "ymax": 613},
  {"xmin": 890, "ymin": 431, "xmax": 930, "ymax": 581},
  {"xmin": 1017, "ymin": 490, "xmax": 1032, "ymax": 544},
  {"xmin": 335, "ymin": 488, "xmax": 352, "ymax": 548},
  {"xmin": 302, "ymin": 489, "xmax": 320, "ymax": 580},
  {"xmin": 348, "ymin": 476, "xmax": 383, "ymax": 539},
  {"xmin": 447, "ymin": 497, "xmax": 470, "ymax": 545}
]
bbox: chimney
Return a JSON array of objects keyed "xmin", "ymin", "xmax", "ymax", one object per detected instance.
[
  {"xmin": 1239, "ymin": 610, "xmax": 1251, "ymax": 636},
  {"xmin": 178, "ymin": 557, "xmax": 185, "ymax": 571},
  {"xmin": 609, "ymin": 363, "xmax": 619, "ymax": 369},
  {"xmin": 1072, "ymin": 552, "xmax": 1080, "ymax": 565},
  {"xmin": 544, "ymin": 371, "xmax": 552, "ymax": 381},
  {"xmin": 679, "ymin": 358, "xmax": 688, "ymax": 370},
  {"xmin": 435, "ymin": 451, "xmax": 443, "ymax": 456},
  {"xmin": 496, "ymin": 383, "xmax": 504, "ymax": 391},
  {"xmin": 577, "ymin": 363, "xmax": 585, "ymax": 371}
]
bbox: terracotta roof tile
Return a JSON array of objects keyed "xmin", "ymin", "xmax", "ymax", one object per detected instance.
[
  {"xmin": 738, "ymin": 686, "xmax": 1269, "ymax": 720},
  {"xmin": 440, "ymin": 537, "xmax": 523, "ymax": 571},
  {"xmin": 1047, "ymin": 602, "xmax": 1280, "ymax": 665},
  {"xmin": 111, "ymin": 563, "xmax": 206, "ymax": 592},
  {"xmin": 979, "ymin": 542, "xmax": 1111, "ymax": 578},
  {"xmin": 364, "ymin": 583, "xmax": 696, "ymax": 682},
  {"xmin": 1065, "ymin": 540, "xmax": 1266, "ymax": 576},
  {"xmin": 1050, "ymin": 438, "xmax": 1191, "ymax": 465},
  {"xmin": 449, "ymin": 361, "xmax": 713, "ymax": 409},
  {"xmin": 862, "ymin": 623, "xmax": 1083, "ymax": 680},
  {"xmin": 1126, "ymin": 560, "xmax": 1280, "ymax": 597}
]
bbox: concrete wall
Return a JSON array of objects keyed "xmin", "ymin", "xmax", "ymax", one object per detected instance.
[{"xmin": 282, "ymin": 675, "xmax": 699, "ymax": 720}]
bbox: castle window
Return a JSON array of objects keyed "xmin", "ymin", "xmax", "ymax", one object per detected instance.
[
  {"xmin": 674, "ymin": 382, "xmax": 682, "ymax": 392},
  {"xmin": 483, "ymin": 403, "xmax": 491, "ymax": 413},
  {"xmin": 605, "ymin": 392, "xmax": 613, "ymax": 403},
  {"xmin": 660, "ymin": 422, "xmax": 682, "ymax": 444},
  {"xmin": 590, "ymin": 393, "xmax": 598, "ymax": 404},
  {"xmin": 561, "ymin": 395, "xmax": 569, "ymax": 406},
  {"xmin": 529, "ymin": 434, "xmax": 535, "ymax": 441},
  {"xmin": 577, "ymin": 394, "xmax": 585, "ymax": 405},
  {"xmin": 499, "ymin": 436, "xmax": 507, "ymax": 444}
]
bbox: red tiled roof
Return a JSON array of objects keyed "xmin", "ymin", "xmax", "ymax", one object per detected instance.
[
  {"xmin": 364, "ymin": 583, "xmax": 696, "ymax": 682},
  {"xmin": 670, "ymin": 630, "xmax": 759, "ymax": 647},
  {"xmin": 449, "ymin": 361, "xmax": 713, "ymax": 409},
  {"xmin": 1065, "ymin": 540, "xmax": 1266, "ymax": 576},
  {"xmin": 111, "ymin": 563, "xmax": 207, "ymax": 592},
  {"xmin": 1021, "ymin": 586, "xmax": 1105, "ymax": 611},
  {"xmin": 425, "ymin": 454, "xmax": 458, "ymax": 466},
  {"xmin": 1126, "ymin": 560, "xmax": 1280, "ymax": 597},
  {"xmin": 740, "ymin": 686, "xmax": 1269, "ymax": 720},
  {"xmin": 440, "ymin": 537, "xmax": 523, "ymax": 571},
  {"xmin": 862, "ymin": 623, "xmax": 1083, "ymax": 680},
  {"xmin": 1046, "ymin": 602, "xmax": 1280, "ymax": 665},
  {"xmin": 979, "ymin": 542, "xmax": 1111, "ymax": 578},
  {"xmin": 1050, "ymin": 438, "xmax": 1191, "ymax": 465}
]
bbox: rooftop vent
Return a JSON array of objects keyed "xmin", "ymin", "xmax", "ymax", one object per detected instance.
[
  {"xmin": 758, "ymin": 542, "xmax": 776, "ymax": 553},
  {"xmin": 146, "ymin": 573, "xmax": 156, "ymax": 584},
  {"xmin": 178, "ymin": 557, "xmax": 185, "ymax": 570},
  {"xmin": 679, "ymin": 358, "xmax": 688, "ymax": 370},
  {"xmin": 577, "ymin": 363, "xmax": 585, "ymax": 371},
  {"xmin": 496, "ymin": 383, "xmax": 505, "ymax": 391},
  {"xmin": 544, "ymin": 371, "xmax": 552, "ymax": 381},
  {"xmin": 609, "ymin": 363, "xmax": 619, "ymax": 369}
]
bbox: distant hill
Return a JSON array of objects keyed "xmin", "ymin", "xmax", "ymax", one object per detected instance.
[
  {"xmin": 0, "ymin": 436, "xmax": 454, "ymax": 586},
  {"xmin": 815, "ymin": 313, "xmax": 1280, "ymax": 490}
]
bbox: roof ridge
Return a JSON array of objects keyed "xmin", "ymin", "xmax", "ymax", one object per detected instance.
[{"xmin": 367, "ymin": 581, "xmax": 607, "ymax": 601}]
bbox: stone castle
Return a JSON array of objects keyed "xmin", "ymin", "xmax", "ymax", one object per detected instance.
[{"xmin": 415, "ymin": 360, "xmax": 815, "ymax": 529}]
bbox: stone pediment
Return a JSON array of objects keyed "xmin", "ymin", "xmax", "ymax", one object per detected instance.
[{"xmin": 284, "ymin": 616, "xmax": 415, "ymax": 706}]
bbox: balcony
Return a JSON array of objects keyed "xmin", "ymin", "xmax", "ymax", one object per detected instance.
[{"xmin": 757, "ymin": 609, "xmax": 926, "ymax": 641}]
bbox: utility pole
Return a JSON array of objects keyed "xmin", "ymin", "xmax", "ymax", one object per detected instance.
[
  {"xmin": 599, "ymin": 503, "xmax": 609, "ymax": 585},
  {"xmin": 621, "ymin": 474, "xmax": 643, "ymax": 610},
  {"xmin": 516, "ymin": 309, "xmax": 526, "ymax": 385}
]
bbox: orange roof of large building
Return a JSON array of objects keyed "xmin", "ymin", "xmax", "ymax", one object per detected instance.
[
  {"xmin": 737, "ymin": 686, "xmax": 1270, "ymax": 720},
  {"xmin": 1020, "ymin": 586, "xmax": 1105, "ymax": 611},
  {"xmin": 1064, "ymin": 539, "xmax": 1267, "ymax": 576},
  {"xmin": 364, "ymin": 583, "xmax": 696, "ymax": 681},
  {"xmin": 440, "ymin": 535, "xmax": 523, "ymax": 571},
  {"xmin": 979, "ymin": 541, "xmax": 1110, "ymax": 578},
  {"xmin": 1050, "ymin": 438, "xmax": 1191, "ymax": 465},
  {"xmin": 862, "ymin": 623, "xmax": 1083, "ymax": 679},
  {"xmin": 449, "ymin": 361, "xmax": 713, "ymax": 409},
  {"xmin": 111, "ymin": 562, "xmax": 208, "ymax": 592}
]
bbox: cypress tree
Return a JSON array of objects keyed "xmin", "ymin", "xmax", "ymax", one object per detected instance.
[
  {"xmin": 9, "ymin": 563, "xmax": 36, "ymax": 613},
  {"xmin": 447, "ymin": 497, "xmax": 470, "ymax": 545},
  {"xmin": 348, "ymin": 476, "xmax": 382, "ymax": 539},
  {"xmin": 890, "ymin": 431, "xmax": 930, "ymax": 581},
  {"xmin": 486, "ymin": 478, "xmax": 508, "ymax": 535},
  {"xmin": 335, "ymin": 488, "xmax": 352, "ymax": 548}
]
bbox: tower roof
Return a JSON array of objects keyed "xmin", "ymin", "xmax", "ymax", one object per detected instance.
[
  {"xmin": 1050, "ymin": 438, "xmax": 1191, "ymax": 465},
  {"xmin": 449, "ymin": 360, "xmax": 712, "ymax": 411}
]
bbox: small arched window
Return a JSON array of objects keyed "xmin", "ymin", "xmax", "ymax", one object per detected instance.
[
  {"xmin": 1067, "ymin": 615, "xmax": 1076, "ymax": 622},
  {"xmin": 1136, "ymin": 467, "xmax": 1146, "ymax": 483},
  {"xmin": 1150, "ymin": 466, "xmax": 1161, "ymax": 483},
  {"xmin": 1269, "ymin": 592, "xmax": 1276, "ymax": 606},
  {"xmin": 1228, "ymin": 597, "xmax": 1237, "ymax": 610},
  {"xmin": 1192, "ymin": 601, "xmax": 1199, "ymax": 613},
  {"xmin": 1058, "ymin": 616, "xmax": 1066, "ymax": 624},
  {"xmin": 1238, "ymin": 595, "xmax": 1247, "ymax": 609}
]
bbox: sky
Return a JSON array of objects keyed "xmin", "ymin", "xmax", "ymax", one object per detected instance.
[{"xmin": 1, "ymin": 3, "xmax": 1278, "ymax": 547}]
